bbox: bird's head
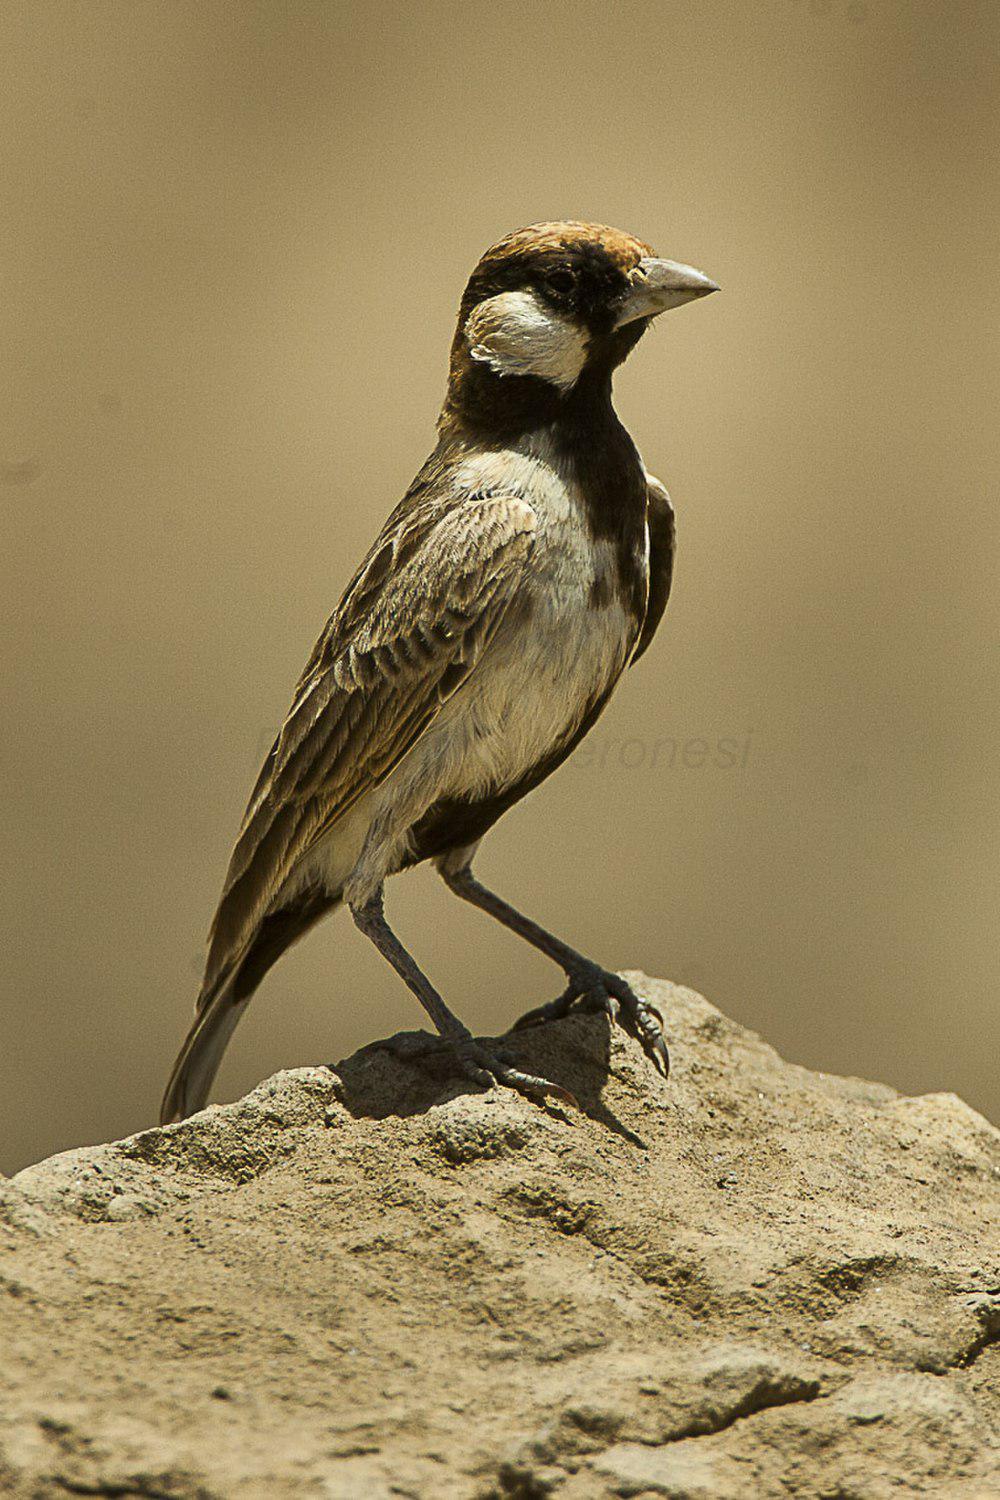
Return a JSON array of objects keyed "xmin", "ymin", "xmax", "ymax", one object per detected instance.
[{"xmin": 444, "ymin": 221, "xmax": 718, "ymax": 431}]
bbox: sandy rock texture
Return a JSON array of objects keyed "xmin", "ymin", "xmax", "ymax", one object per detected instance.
[{"xmin": 1, "ymin": 976, "xmax": 998, "ymax": 1498}]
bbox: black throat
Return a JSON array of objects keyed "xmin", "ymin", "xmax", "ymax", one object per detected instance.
[{"xmin": 441, "ymin": 343, "xmax": 651, "ymax": 626}]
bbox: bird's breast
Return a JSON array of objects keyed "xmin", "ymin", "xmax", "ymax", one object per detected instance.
[{"xmin": 432, "ymin": 441, "xmax": 647, "ymax": 799}]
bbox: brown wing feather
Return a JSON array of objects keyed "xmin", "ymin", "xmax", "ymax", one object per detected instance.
[
  {"xmin": 200, "ymin": 491, "xmax": 538, "ymax": 1000},
  {"xmin": 631, "ymin": 475, "xmax": 675, "ymax": 666}
]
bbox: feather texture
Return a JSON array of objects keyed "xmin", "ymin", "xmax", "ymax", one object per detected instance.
[
  {"xmin": 631, "ymin": 474, "xmax": 675, "ymax": 665},
  {"xmin": 160, "ymin": 219, "xmax": 709, "ymax": 1125},
  {"xmin": 201, "ymin": 491, "xmax": 538, "ymax": 1001}
]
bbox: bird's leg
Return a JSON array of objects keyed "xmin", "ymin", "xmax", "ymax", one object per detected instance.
[
  {"xmin": 349, "ymin": 888, "xmax": 577, "ymax": 1108},
  {"xmin": 439, "ymin": 863, "xmax": 669, "ymax": 1078}
]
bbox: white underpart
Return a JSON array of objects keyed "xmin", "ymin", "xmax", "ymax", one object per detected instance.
[
  {"xmin": 291, "ymin": 431, "xmax": 646, "ymax": 909},
  {"xmin": 464, "ymin": 290, "xmax": 589, "ymax": 392}
]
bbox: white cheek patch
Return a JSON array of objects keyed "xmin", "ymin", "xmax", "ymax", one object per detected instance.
[{"xmin": 465, "ymin": 290, "xmax": 588, "ymax": 392}]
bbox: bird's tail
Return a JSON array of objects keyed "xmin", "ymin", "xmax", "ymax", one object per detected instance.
[
  {"xmin": 159, "ymin": 976, "xmax": 248, "ymax": 1125},
  {"xmin": 160, "ymin": 888, "xmax": 344, "ymax": 1125}
]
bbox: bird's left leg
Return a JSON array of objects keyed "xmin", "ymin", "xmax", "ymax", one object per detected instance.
[
  {"xmin": 438, "ymin": 857, "xmax": 669, "ymax": 1077},
  {"xmin": 349, "ymin": 887, "xmax": 577, "ymax": 1108}
]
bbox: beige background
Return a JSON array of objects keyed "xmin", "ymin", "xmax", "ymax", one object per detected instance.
[{"xmin": 2, "ymin": 0, "xmax": 997, "ymax": 1174}]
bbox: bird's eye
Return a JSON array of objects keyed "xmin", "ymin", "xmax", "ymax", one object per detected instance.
[{"xmin": 544, "ymin": 267, "xmax": 576, "ymax": 296}]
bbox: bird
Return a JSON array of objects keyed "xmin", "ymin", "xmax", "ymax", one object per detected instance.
[{"xmin": 160, "ymin": 221, "xmax": 718, "ymax": 1124}]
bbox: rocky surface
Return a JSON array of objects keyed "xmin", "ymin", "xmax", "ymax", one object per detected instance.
[{"xmin": 1, "ymin": 975, "xmax": 998, "ymax": 1498}]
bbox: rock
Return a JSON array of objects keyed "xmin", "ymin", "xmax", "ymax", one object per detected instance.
[{"xmin": 0, "ymin": 976, "xmax": 997, "ymax": 1498}]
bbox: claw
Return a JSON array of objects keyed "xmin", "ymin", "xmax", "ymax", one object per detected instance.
[
  {"xmin": 648, "ymin": 1033, "xmax": 670, "ymax": 1078},
  {"xmin": 511, "ymin": 982, "xmax": 580, "ymax": 1031},
  {"xmin": 464, "ymin": 1062, "xmax": 496, "ymax": 1089},
  {"xmin": 457, "ymin": 1039, "xmax": 580, "ymax": 1114},
  {"xmin": 510, "ymin": 1005, "xmax": 548, "ymax": 1031},
  {"xmin": 512, "ymin": 972, "xmax": 671, "ymax": 1083},
  {"xmin": 369, "ymin": 1031, "xmax": 578, "ymax": 1105},
  {"xmin": 498, "ymin": 1066, "xmax": 580, "ymax": 1113},
  {"xmin": 594, "ymin": 987, "xmax": 621, "ymax": 1025},
  {"xmin": 635, "ymin": 1002, "xmax": 670, "ymax": 1078}
]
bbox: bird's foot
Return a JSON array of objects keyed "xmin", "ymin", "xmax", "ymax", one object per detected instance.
[
  {"xmin": 514, "ymin": 968, "xmax": 669, "ymax": 1079},
  {"xmin": 366, "ymin": 1029, "xmax": 579, "ymax": 1112},
  {"xmin": 453, "ymin": 1034, "xmax": 580, "ymax": 1111}
]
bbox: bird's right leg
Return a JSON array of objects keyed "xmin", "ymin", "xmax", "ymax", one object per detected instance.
[
  {"xmin": 349, "ymin": 888, "xmax": 576, "ymax": 1109},
  {"xmin": 438, "ymin": 861, "xmax": 669, "ymax": 1078}
]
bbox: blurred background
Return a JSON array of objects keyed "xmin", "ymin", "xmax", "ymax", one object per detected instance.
[{"xmin": 2, "ymin": 0, "xmax": 998, "ymax": 1174}]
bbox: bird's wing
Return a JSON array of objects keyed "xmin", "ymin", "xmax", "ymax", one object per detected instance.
[
  {"xmin": 630, "ymin": 473, "xmax": 675, "ymax": 666},
  {"xmin": 201, "ymin": 491, "xmax": 538, "ymax": 996}
]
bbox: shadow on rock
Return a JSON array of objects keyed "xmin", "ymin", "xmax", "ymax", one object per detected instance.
[{"xmin": 329, "ymin": 1009, "xmax": 650, "ymax": 1148}]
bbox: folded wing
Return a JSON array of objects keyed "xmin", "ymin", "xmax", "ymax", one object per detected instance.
[
  {"xmin": 630, "ymin": 474, "xmax": 675, "ymax": 666},
  {"xmin": 198, "ymin": 492, "xmax": 538, "ymax": 1005}
]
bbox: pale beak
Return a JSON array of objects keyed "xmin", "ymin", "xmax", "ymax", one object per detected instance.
[{"xmin": 614, "ymin": 257, "xmax": 720, "ymax": 328}]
